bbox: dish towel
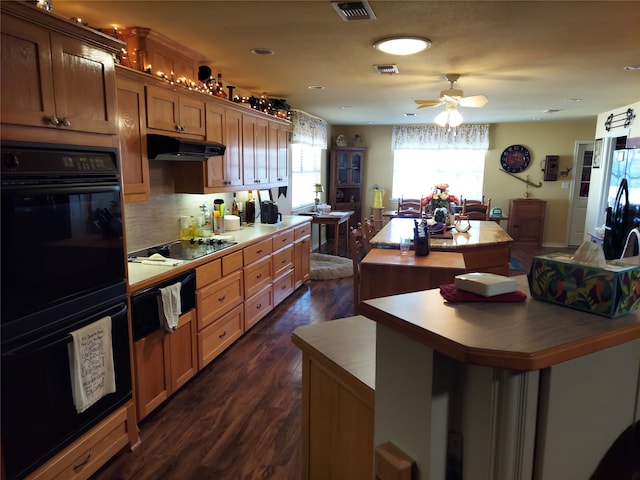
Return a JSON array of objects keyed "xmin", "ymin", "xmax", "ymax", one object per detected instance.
[
  {"xmin": 158, "ymin": 282, "xmax": 182, "ymax": 331},
  {"xmin": 440, "ymin": 283, "xmax": 528, "ymax": 303},
  {"xmin": 68, "ymin": 315, "xmax": 116, "ymax": 414}
]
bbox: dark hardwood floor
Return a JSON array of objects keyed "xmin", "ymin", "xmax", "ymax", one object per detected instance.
[{"xmin": 91, "ymin": 239, "xmax": 572, "ymax": 480}]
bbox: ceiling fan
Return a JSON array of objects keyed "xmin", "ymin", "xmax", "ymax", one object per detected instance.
[{"xmin": 415, "ymin": 74, "xmax": 489, "ymax": 110}]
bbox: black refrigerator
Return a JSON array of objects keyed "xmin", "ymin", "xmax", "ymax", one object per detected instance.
[{"xmin": 603, "ymin": 137, "xmax": 640, "ymax": 259}]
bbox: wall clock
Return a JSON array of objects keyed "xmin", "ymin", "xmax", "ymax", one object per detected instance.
[{"xmin": 500, "ymin": 144, "xmax": 531, "ymax": 173}]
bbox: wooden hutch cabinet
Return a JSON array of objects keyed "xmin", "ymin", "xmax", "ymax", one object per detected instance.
[
  {"xmin": 329, "ymin": 147, "xmax": 365, "ymax": 224},
  {"xmin": 508, "ymin": 198, "xmax": 546, "ymax": 246}
]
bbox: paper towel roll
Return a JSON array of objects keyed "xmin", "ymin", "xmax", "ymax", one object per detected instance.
[{"xmin": 224, "ymin": 215, "xmax": 240, "ymax": 231}]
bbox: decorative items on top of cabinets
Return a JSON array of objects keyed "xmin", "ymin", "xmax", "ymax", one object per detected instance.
[
  {"xmin": 508, "ymin": 198, "xmax": 546, "ymax": 246},
  {"xmin": 0, "ymin": 1, "xmax": 122, "ymax": 144},
  {"xmin": 145, "ymin": 84, "xmax": 205, "ymax": 136},
  {"xmin": 329, "ymin": 146, "xmax": 365, "ymax": 224},
  {"xmin": 116, "ymin": 67, "xmax": 150, "ymax": 202}
]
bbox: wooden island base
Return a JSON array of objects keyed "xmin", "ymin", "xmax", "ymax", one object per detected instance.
[{"xmin": 293, "ymin": 277, "xmax": 640, "ymax": 480}]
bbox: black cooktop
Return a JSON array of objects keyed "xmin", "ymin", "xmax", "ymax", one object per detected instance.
[{"xmin": 129, "ymin": 238, "xmax": 237, "ymax": 261}]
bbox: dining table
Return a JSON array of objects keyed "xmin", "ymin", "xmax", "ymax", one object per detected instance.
[
  {"xmin": 369, "ymin": 217, "xmax": 514, "ymax": 276},
  {"xmin": 300, "ymin": 210, "xmax": 354, "ymax": 256}
]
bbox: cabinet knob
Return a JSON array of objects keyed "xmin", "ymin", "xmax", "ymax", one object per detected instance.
[
  {"xmin": 59, "ymin": 117, "xmax": 71, "ymax": 127},
  {"xmin": 46, "ymin": 115, "xmax": 60, "ymax": 126}
]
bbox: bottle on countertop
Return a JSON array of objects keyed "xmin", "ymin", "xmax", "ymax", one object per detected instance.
[
  {"xmin": 232, "ymin": 193, "xmax": 239, "ymax": 216},
  {"xmin": 245, "ymin": 190, "xmax": 256, "ymax": 224},
  {"xmin": 213, "ymin": 199, "xmax": 225, "ymax": 234}
]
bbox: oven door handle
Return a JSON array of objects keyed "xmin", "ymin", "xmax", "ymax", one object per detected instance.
[
  {"xmin": 2, "ymin": 304, "xmax": 127, "ymax": 358},
  {"xmin": 2, "ymin": 183, "xmax": 120, "ymax": 196}
]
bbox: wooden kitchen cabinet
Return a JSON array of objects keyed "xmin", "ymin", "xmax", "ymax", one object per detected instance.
[
  {"xmin": 133, "ymin": 308, "xmax": 197, "ymax": 420},
  {"xmin": 26, "ymin": 402, "xmax": 138, "ymax": 480},
  {"xmin": 269, "ymin": 121, "xmax": 290, "ymax": 184},
  {"xmin": 172, "ymin": 102, "xmax": 246, "ymax": 194},
  {"xmin": 508, "ymin": 198, "xmax": 546, "ymax": 246},
  {"xmin": 145, "ymin": 84, "xmax": 205, "ymax": 136},
  {"xmin": 294, "ymin": 223, "xmax": 312, "ymax": 288},
  {"xmin": 1, "ymin": 2, "xmax": 122, "ymax": 143},
  {"xmin": 116, "ymin": 70, "xmax": 150, "ymax": 202},
  {"xmin": 196, "ymin": 251, "xmax": 245, "ymax": 369},
  {"xmin": 243, "ymin": 113, "xmax": 270, "ymax": 186},
  {"xmin": 272, "ymin": 228, "xmax": 295, "ymax": 306}
]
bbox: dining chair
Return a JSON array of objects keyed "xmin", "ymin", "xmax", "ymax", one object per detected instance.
[
  {"xmin": 350, "ymin": 224, "xmax": 367, "ymax": 314},
  {"xmin": 397, "ymin": 195, "xmax": 423, "ymax": 218},
  {"xmin": 363, "ymin": 215, "xmax": 378, "ymax": 252},
  {"xmin": 462, "ymin": 198, "xmax": 491, "ymax": 220},
  {"xmin": 460, "ymin": 195, "xmax": 485, "ymax": 206}
]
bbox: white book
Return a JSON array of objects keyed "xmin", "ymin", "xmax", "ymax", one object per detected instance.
[{"xmin": 454, "ymin": 272, "xmax": 517, "ymax": 297}]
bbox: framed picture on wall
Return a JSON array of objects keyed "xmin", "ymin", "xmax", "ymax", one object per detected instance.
[{"xmin": 593, "ymin": 138, "xmax": 603, "ymax": 168}]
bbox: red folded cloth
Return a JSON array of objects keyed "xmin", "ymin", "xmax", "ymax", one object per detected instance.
[{"xmin": 440, "ymin": 283, "xmax": 527, "ymax": 303}]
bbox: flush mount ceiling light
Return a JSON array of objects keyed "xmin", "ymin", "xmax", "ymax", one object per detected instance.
[{"xmin": 373, "ymin": 37, "xmax": 432, "ymax": 55}]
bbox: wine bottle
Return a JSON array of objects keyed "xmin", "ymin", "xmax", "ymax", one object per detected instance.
[
  {"xmin": 246, "ymin": 190, "xmax": 256, "ymax": 224},
  {"xmin": 232, "ymin": 193, "xmax": 239, "ymax": 216}
]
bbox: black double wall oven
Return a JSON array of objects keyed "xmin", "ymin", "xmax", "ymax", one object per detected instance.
[{"xmin": 1, "ymin": 142, "xmax": 132, "ymax": 480}]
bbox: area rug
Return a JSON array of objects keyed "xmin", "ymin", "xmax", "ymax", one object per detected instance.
[
  {"xmin": 509, "ymin": 256, "xmax": 524, "ymax": 271},
  {"xmin": 310, "ymin": 253, "xmax": 353, "ymax": 280}
]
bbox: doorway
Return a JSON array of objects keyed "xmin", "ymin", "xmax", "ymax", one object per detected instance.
[{"xmin": 567, "ymin": 140, "xmax": 595, "ymax": 247}]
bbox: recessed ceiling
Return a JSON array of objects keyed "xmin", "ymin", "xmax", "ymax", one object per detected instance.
[{"xmin": 51, "ymin": 1, "xmax": 640, "ymax": 126}]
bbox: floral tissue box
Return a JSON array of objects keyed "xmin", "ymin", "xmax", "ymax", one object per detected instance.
[{"xmin": 528, "ymin": 252, "xmax": 640, "ymax": 318}]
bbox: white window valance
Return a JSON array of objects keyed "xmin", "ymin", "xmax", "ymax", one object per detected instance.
[
  {"xmin": 392, "ymin": 124, "xmax": 490, "ymax": 150},
  {"xmin": 291, "ymin": 109, "xmax": 328, "ymax": 148}
]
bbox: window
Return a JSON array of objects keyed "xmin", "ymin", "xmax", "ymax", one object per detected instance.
[
  {"xmin": 392, "ymin": 149, "xmax": 485, "ymax": 200},
  {"xmin": 291, "ymin": 143, "xmax": 322, "ymax": 209}
]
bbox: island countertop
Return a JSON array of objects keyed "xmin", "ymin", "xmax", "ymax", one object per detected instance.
[
  {"xmin": 370, "ymin": 217, "xmax": 513, "ymax": 250},
  {"xmin": 359, "ymin": 275, "xmax": 640, "ymax": 371}
]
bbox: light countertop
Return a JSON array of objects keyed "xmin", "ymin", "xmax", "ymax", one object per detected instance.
[{"xmin": 127, "ymin": 215, "xmax": 311, "ymax": 291}]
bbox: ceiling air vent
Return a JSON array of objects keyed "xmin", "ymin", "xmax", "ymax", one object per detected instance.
[
  {"xmin": 331, "ymin": 1, "xmax": 376, "ymax": 21},
  {"xmin": 374, "ymin": 64, "xmax": 399, "ymax": 75}
]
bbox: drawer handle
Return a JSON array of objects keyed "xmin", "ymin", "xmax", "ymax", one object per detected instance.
[
  {"xmin": 218, "ymin": 294, "xmax": 226, "ymax": 302},
  {"xmin": 282, "ymin": 238, "xmax": 287, "ymax": 242},
  {"xmin": 257, "ymin": 303, "xmax": 262, "ymax": 309},
  {"xmin": 219, "ymin": 331, "xmax": 227, "ymax": 339},
  {"xmin": 73, "ymin": 453, "xmax": 92, "ymax": 470},
  {"xmin": 257, "ymin": 249, "xmax": 263, "ymax": 254},
  {"xmin": 281, "ymin": 285, "xmax": 287, "ymax": 290},
  {"xmin": 282, "ymin": 259, "xmax": 287, "ymax": 264},
  {"xmin": 256, "ymin": 273, "xmax": 262, "ymax": 279}
]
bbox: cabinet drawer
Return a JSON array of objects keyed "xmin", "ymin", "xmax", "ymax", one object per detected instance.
[
  {"xmin": 244, "ymin": 284, "xmax": 273, "ymax": 330},
  {"xmin": 295, "ymin": 222, "xmax": 311, "ymax": 239},
  {"xmin": 244, "ymin": 255, "xmax": 273, "ymax": 299},
  {"xmin": 272, "ymin": 228, "xmax": 294, "ymax": 250},
  {"xmin": 222, "ymin": 250, "xmax": 243, "ymax": 275},
  {"xmin": 27, "ymin": 404, "xmax": 132, "ymax": 480},
  {"xmin": 196, "ymin": 258, "xmax": 221, "ymax": 289},
  {"xmin": 243, "ymin": 238, "xmax": 272, "ymax": 265},
  {"xmin": 272, "ymin": 244, "xmax": 294, "ymax": 278},
  {"xmin": 196, "ymin": 270, "xmax": 243, "ymax": 330},
  {"xmin": 198, "ymin": 304, "xmax": 244, "ymax": 369},
  {"xmin": 273, "ymin": 269, "xmax": 294, "ymax": 307}
]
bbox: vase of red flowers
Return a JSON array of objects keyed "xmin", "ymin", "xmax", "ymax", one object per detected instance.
[{"xmin": 425, "ymin": 183, "xmax": 459, "ymax": 225}]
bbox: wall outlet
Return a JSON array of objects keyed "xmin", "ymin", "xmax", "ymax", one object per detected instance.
[{"xmin": 561, "ymin": 182, "xmax": 569, "ymax": 189}]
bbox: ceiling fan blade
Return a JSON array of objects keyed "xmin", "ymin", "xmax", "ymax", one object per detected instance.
[
  {"xmin": 415, "ymin": 99, "xmax": 443, "ymax": 108},
  {"xmin": 459, "ymin": 94, "xmax": 488, "ymax": 108},
  {"xmin": 442, "ymin": 94, "xmax": 462, "ymax": 104}
]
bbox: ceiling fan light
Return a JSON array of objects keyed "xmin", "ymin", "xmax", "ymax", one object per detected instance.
[
  {"xmin": 434, "ymin": 110, "xmax": 449, "ymax": 127},
  {"xmin": 449, "ymin": 109, "xmax": 463, "ymax": 127},
  {"xmin": 373, "ymin": 37, "xmax": 431, "ymax": 55}
]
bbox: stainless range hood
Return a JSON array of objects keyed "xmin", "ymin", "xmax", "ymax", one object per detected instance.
[{"xmin": 147, "ymin": 134, "xmax": 226, "ymax": 161}]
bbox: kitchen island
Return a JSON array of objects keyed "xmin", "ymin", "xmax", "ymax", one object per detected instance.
[
  {"xmin": 358, "ymin": 275, "xmax": 640, "ymax": 479},
  {"xmin": 370, "ymin": 218, "xmax": 513, "ymax": 275}
]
